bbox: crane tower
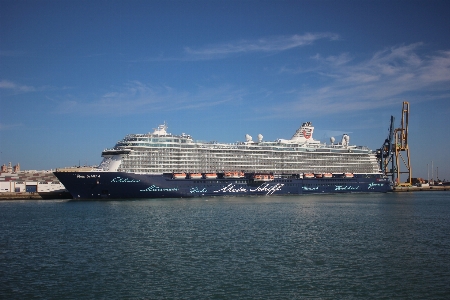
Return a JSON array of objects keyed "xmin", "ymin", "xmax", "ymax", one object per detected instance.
[
  {"xmin": 394, "ymin": 101, "xmax": 412, "ymax": 186},
  {"xmin": 377, "ymin": 101, "xmax": 412, "ymax": 186}
]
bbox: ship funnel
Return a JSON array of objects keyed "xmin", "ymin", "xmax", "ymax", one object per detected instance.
[{"xmin": 291, "ymin": 121, "xmax": 314, "ymax": 142}]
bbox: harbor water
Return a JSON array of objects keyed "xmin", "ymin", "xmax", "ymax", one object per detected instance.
[{"xmin": 1, "ymin": 192, "xmax": 450, "ymax": 299}]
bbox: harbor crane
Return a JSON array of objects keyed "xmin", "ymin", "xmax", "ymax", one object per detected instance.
[
  {"xmin": 377, "ymin": 115, "xmax": 396, "ymax": 183},
  {"xmin": 394, "ymin": 101, "xmax": 412, "ymax": 186},
  {"xmin": 377, "ymin": 101, "xmax": 412, "ymax": 186}
]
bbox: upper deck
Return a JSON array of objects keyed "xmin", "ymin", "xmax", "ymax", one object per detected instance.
[
  {"xmin": 98, "ymin": 122, "xmax": 379, "ymax": 174},
  {"xmin": 108, "ymin": 122, "xmax": 371, "ymax": 154}
]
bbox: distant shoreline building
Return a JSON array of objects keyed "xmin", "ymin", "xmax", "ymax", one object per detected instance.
[
  {"xmin": 0, "ymin": 162, "xmax": 68, "ymax": 195},
  {"xmin": 1, "ymin": 162, "xmax": 20, "ymax": 173}
]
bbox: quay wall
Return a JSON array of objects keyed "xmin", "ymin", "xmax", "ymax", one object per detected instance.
[
  {"xmin": 393, "ymin": 185, "xmax": 450, "ymax": 192},
  {"xmin": 0, "ymin": 191, "xmax": 72, "ymax": 200},
  {"xmin": 0, "ymin": 192, "xmax": 45, "ymax": 200}
]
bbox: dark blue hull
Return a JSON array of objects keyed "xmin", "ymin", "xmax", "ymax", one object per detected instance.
[{"xmin": 54, "ymin": 172, "xmax": 391, "ymax": 199}]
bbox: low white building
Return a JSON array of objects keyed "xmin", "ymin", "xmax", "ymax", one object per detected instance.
[{"xmin": 0, "ymin": 163, "xmax": 67, "ymax": 193}]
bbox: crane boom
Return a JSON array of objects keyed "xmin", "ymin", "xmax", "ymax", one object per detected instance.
[{"xmin": 377, "ymin": 115, "xmax": 396, "ymax": 182}]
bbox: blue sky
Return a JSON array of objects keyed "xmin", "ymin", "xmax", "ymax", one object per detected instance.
[{"xmin": 1, "ymin": 0, "xmax": 449, "ymax": 181}]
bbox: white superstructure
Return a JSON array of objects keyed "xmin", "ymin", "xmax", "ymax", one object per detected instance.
[{"xmin": 96, "ymin": 122, "xmax": 380, "ymax": 175}]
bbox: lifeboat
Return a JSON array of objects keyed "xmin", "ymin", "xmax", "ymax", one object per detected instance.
[
  {"xmin": 224, "ymin": 171, "xmax": 243, "ymax": 178},
  {"xmin": 254, "ymin": 174, "xmax": 263, "ymax": 180},
  {"xmin": 253, "ymin": 174, "xmax": 274, "ymax": 181},
  {"xmin": 344, "ymin": 173, "xmax": 354, "ymax": 178},
  {"xmin": 173, "ymin": 173, "xmax": 186, "ymax": 179},
  {"xmin": 189, "ymin": 173, "xmax": 202, "ymax": 179},
  {"xmin": 315, "ymin": 173, "xmax": 323, "ymax": 178},
  {"xmin": 303, "ymin": 173, "xmax": 314, "ymax": 178},
  {"xmin": 204, "ymin": 173, "xmax": 217, "ymax": 179},
  {"xmin": 323, "ymin": 173, "xmax": 333, "ymax": 178},
  {"xmin": 224, "ymin": 171, "xmax": 234, "ymax": 178}
]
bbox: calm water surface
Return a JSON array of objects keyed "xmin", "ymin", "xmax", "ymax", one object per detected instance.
[{"xmin": 1, "ymin": 192, "xmax": 450, "ymax": 299}]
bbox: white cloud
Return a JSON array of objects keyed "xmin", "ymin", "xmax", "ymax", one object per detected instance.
[
  {"xmin": 55, "ymin": 81, "xmax": 246, "ymax": 115},
  {"xmin": 419, "ymin": 50, "xmax": 450, "ymax": 83},
  {"xmin": 184, "ymin": 33, "xmax": 339, "ymax": 60},
  {"xmin": 325, "ymin": 53, "xmax": 353, "ymax": 66},
  {"xmin": 0, "ymin": 80, "xmax": 36, "ymax": 92},
  {"xmin": 272, "ymin": 43, "xmax": 450, "ymax": 117},
  {"xmin": 0, "ymin": 80, "xmax": 67, "ymax": 94}
]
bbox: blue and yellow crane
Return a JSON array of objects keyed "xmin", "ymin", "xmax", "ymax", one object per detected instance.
[{"xmin": 377, "ymin": 101, "xmax": 412, "ymax": 186}]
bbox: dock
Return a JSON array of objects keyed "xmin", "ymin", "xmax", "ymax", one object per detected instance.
[
  {"xmin": 393, "ymin": 185, "xmax": 450, "ymax": 192},
  {"xmin": 0, "ymin": 192, "xmax": 72, "ymax": 200},
  {"xmin": 0, "ymin": 192, "xmax": 45, "ymax": 200}
]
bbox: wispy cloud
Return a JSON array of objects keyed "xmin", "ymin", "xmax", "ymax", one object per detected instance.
[
  {"xmin": 272, "ymin": 43, "xmax": 450, "ymax": 117},
  {"xmin": 182, "ymin": 33, "xmax": 339, "ymax": 60},
  {"xmin": 0, "ymin": 80, "xmax": 71, "ymax": 95},
  {"xmin": 135, "ymin": 33, "xmax": 339, "ymax": 62},
  {"xmin": 54, "ymin": 81, "xmax": 246, "ymax": 115},
  {"xmin": 0, "ymin": 122, "xmax": 23, "ymax": 131},
  {"xmin": 0, "ymin": 80, "xmax": 36, "ymax": 92},
  {"xmin": 55, "ymin": 43, "xmax": 450, "ymax": 118}
]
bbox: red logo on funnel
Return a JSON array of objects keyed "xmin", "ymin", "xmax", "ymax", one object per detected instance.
[{"xmin": 302, "ymin": 130, "xmax": 311, "ymax": 139}]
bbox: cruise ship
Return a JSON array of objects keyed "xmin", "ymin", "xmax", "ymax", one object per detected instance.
[{"xmin": 54, "ymin": 122, "xmax": 391, "ymax": 199}]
